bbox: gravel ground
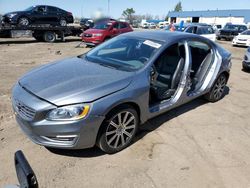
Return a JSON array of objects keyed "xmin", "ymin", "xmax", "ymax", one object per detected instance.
[{"xmin": 0, "ymin": 36, "xmax": 250, "ymax": 188}]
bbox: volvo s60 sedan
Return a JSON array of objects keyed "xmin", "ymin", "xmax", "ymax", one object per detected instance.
[
  {"xmin": 2, "ymin": 5, "xmax": 73, "ymax": 26},
  {"xmin": 12, "ymin": 31, "xmax": 231, "ymax": 153}
]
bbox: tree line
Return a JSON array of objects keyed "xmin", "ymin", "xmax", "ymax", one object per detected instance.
[{"xmin": 122, "ymin": 1, "xmax": 182, "ymax": 23}]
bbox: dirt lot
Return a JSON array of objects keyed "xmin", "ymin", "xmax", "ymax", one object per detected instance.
[{"xmin": 0, "ymin": 37, "xmax": 250, "ymax": 188}]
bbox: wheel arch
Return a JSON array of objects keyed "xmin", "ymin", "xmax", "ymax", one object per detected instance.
[{"xmin": 95, "ymin": 101, "xmax": 141, "ymax": 143}]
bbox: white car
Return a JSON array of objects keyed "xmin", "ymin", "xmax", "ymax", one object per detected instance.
[
  {"xmin": 141, "ymin": 22, "xmax": 149, "ymax": 29},
  {"xmin": 184, "ymin": 25, "xmax": 216, "ymax": 41},
  {"xmin": 149, "ymin": 22, "xmax": 156, "ymax": 29},
  {"xmin": 232, "ymin": 30, "xmax": 250, "ymax": 47},
  {"xmin": 243, "ymin": 47, "xmax": 250, "ymax": 71}
]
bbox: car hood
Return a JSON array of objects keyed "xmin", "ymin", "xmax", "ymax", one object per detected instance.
[
  {"xmin": 19, "ymin": 57, "xmax": 135, "ymax": 106},
  {"xmin": 84, "ymin": 28, "xmax": 107, "ymax": 34},
  {"xmin": 4, "ymin": 11, "xmax": 25, "ymax": 16},
  {"xmin": 236, "ymin": 35, "xmax": 250, "ymax": 40}
]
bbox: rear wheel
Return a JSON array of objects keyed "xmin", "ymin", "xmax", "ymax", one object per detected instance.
[
  {"xmin": 204, "ymin": 74, "xmax": 227, "ymax": 102},
  {"xmin": 97, "ymin": 105, "xmax": 139, "ymax": 154},
  {"xmin": 18, "ymin": 17, "xmax": 30, "ymax": 26},
  {"xmin": 43, "ymin": 31, "xmax": 56, "ymax": 43},
  {"xmin": 59, "ymin": 18, "xmax": 67, "ymax": 26}
]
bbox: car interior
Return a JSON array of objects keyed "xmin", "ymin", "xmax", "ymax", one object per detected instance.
[
  {"xmin": 150, "ymin": 43, "xmax": 185, "ymax": 104},
  {"xmin": 188, "ymin": 41, "xmax": 213, "ymax": 92}
]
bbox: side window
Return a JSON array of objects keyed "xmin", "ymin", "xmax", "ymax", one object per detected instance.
[
  {"xmin": 47, "ymin": 6, "xmax": 58, "ymax": 12},
  {"xmin": 239, "ymin": 26, "xmax": 246, "ymax": 32},
  {"xmin": 185, "ymin": 27, "xmax": 194, "ymax": 33},
  {"xmin": 113, "ymin": 23, "xmax": 119, "ymax": 29},
  {"xmin": 37, "ymin": 6, "xmax": 46, "ymax": 13},
  {"xmin": 119, "ymin": 23, "xmax": 128, "ymax": 29}
]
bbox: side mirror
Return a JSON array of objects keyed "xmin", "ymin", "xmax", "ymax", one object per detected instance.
[{"xmin": 15, "ymin": 150, "xmax": 38, "ymax": 188}]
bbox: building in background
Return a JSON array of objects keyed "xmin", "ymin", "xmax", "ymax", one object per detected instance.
[{"xmin": 168, "ymin": 9, "xmax": 250, "ymax": 26}]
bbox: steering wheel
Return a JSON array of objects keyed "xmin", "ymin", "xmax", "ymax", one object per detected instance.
[
  {"xmin": 138, "ymin": 56, "xmax": 149, "ymax": 63},
  {"xmin": 150, "ymin": 64, "xmax": 159, "ymax": 84}
]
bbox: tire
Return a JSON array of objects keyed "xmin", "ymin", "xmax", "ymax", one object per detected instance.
[
  {"xmin": 33, "ymin": 35, "xmax": 44, "ymax": 42},
  {"xmin": 43, "ymin": 31, "xmax": 56, "ymax": 43},
  {"xmin": 204, "ymin": 74, "xmax": 227, "ymax": 102},
  {"xmin": 97, "ymin": 105, "xmax": 139, "ymax": 154},
  {"xmin": 217, "ymin": 37, "xmax": 221, "ymax": 40},
  {"xmin": 18, "ymin": 17, "xmax": 30, "ymax": 26},
  {"xmin": 59, "ymin": 18, "xmax": 67, "ymax": 26}
]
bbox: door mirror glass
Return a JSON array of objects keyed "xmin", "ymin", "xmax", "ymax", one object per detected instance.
[{"xmin": 15, "ymin": 150, "xmax": 38, "ymax": 188}]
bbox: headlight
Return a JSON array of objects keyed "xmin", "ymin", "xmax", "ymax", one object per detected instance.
[
  {"xmin": 248, "ymin": 47, "xmax": 250, "ymax": 53},
  {"xmin": 8, "ymin": 13, "xmax": 17, "ymax": 18},
  {"xmin": 47, "ymin": 104, "xmax": 90, "ymax": 121},
  {"xmin": 92, "ymin": 33, "xmax": 103, "ymax": 37}
]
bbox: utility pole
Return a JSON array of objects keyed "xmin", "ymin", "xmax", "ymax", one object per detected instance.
[{"xmin": 108, "ymin": 0, "xmax": 110, "ymax": 16}]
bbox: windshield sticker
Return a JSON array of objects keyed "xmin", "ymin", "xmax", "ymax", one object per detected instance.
[{"xmin": 143, "ymin": 40, "xmax": 162, "ymax": 49}]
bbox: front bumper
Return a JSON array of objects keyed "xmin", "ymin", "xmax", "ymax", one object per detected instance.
[
  {"xmin": 82, "ymin": 36, "xmax": 103, "ymax": 45},
  {"xmin": 217, "ymin": 34, "xmax": 234, "ymax": 40},
  {"xmin": 12, "ymin": 83, "xmax": 105, "ymax": 149},
  {"xmin": 243, "ymin": 60, "xmax": 250, "ymax": 70},
  {"xmin": 2, "ymin": 15, "xmax": 18, "ymax": 25},
  {"xmin": 232, "ymin": 39, "xmax": 250, "ymax": 47}
]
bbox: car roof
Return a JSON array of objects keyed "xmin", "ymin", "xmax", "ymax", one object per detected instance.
[{"xmin": 122, "ymin": 31, "xmax": 206, "ymax": 43}]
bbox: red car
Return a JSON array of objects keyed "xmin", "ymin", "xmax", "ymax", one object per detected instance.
[{"xmin": 82, "ymin": 20, "xmax": 133, "ymax": 46}]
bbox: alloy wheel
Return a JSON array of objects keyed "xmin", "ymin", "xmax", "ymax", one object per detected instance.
[
  {"xmin": 60, "ymin": 19, "xmax": 67, "ymax": 26},
  {"xmin": 105, "ymin": 111, "xmax": 136, "ymax": 149},
  {"xmin": 19, "ymin": 18, "xmax": 29, "ymax": 26},
  {"xmin": 213, "ymin": 75, "xmax": 226, "ymax": 100}
]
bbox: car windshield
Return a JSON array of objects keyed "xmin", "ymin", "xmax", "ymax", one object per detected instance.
[
  {"xmin": 241, "ymin": 30, "xmax": 250, "ymax": 35},
  {"xmin": 93, "ymin": 22, "xmax": 111, "ymax": 30},
  {"xmin": 224, "ymin": 25, "xmax": 239, "ymax": 30},
  {"xmin": 24, "ymin": 6, "xmax": 35, "ymax": 11},
  {"xmin": 83, "ymin": 36, "xmax": 163, "ymax": 71}
]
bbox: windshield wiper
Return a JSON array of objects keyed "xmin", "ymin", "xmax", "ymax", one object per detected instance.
[{"xmin": 98, "ymin": 63, "xmax": 119, "ymax": 70}]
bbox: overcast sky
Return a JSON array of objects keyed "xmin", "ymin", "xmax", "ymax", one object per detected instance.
[{"xmin": 0, "ymin": 0, "xmax": 250, "ymax": 18}]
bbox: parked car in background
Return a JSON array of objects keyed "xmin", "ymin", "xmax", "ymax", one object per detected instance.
[
  {"xmin": 242, "ymin": 47, "xmax": 250, "ymax": 71},
  {"xmin": 12, "ymin": 31, "xmax": 231, "ymax": 154},
  {"xmin": 80, "ymin": 18, "xmax": 94, "ymax": 30},
  {"xmin": 217, "ymin": 24, "xmax": 247, "ymax": 41},
  {"xmin": 158, "ymin": 21, "xmax": 168, "ymax": 29},
  {"xmin": 82, "ymin": 20, "xmax": 133, "ymax": 46},
  {"xmin": 131, "ymin": 20, "xmax": 140, "ymax": 28},
  {"xmin": 2, "ymin": 5, "xmax": 74, "ymax": 26},
  {"xmin": 184, "ymin": 25, "xmax": 216, "ymax": 41},
  {"xmin": 232, "ymin": 30, "xmax": 250, "ymax": 47},
  {"xmin": 141, "ymin": 22, "xmax": 149, "ymax": 29},
  {"xmin": 149, "ymin": 22, "xmax": 156, "ymax": 29}
]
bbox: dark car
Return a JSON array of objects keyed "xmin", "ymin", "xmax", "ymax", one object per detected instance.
[
  {"xmin": 80, "ymin": 18, "xmax": 94, "ymax": 30},
  {"xmin": 184, "ymin": 25, "xmax": 216, "ymax": 41},
  {"xmin": 217, "ymin": 24, "xmax": 247, "ymax": 41},
  {"xmin": 12, "ymin": 31, "xmax": 231, "ymax": 153},
  {"xmin": 2, "ymin": 5, "xmax": 74, "ymax": 26},
  {"xmin": 82, "ymin": 20, "xmax": 133, "ymax": 46},
  {"xmin": 243, "ymin": 47, "xmax": 250, "ymax": 71}
]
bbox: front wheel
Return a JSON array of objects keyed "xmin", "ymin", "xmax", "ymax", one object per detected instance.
[
  {"xmin": 18, "ymin": 17, "xmax": 30, "ymax": 26},
  {"xmin": 97, "ymin": 106, "xmax": 139, "ymax": 154},
  {"xmin": 204, "ymin": 74, "xmax": 227, "ymax": 102},
  {"xmin": 43, "ymin": 31, "xmax": 56, "ymax": 43}
]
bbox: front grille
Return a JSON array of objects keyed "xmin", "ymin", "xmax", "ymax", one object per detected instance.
[
  {"xmin": 220, "ymin": 31, "xmax": 230, "ymax": 36},
  {"xmin": 84, "ymin": 33, "xmax": 92, "ymax": 37},
  {"xmin": 14, "ymin": 99, "xmax": 36, "ymax": 121},
  {"xmin": 238, "ymin": 39, "xmax": 247, "ymax": 41}
]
